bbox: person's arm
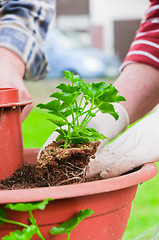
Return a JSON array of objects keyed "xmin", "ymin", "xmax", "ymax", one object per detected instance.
[
  {"xmin": 0, "ymin": 0, "xmax": 56, "ymax": 81},
  {"xmin": 116, "ymin": 0, "xmax": 159, "ymax": 124},
  {"xmin": 0, "ymin": 0, "xmax": 56, "ymax": 120},
  {"xmin": 115, "ymin": 63, "xmax": 159, "ymax": 124}
]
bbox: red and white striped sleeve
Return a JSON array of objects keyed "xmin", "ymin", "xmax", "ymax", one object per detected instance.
[{"xmin": 121, "ymin": 0, "xmax": 159, "ymax": 71}]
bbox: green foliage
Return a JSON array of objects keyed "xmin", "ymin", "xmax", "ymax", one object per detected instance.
[
  {"xmin": 37, "ymin": 71, "xmax": 125, "ymax": 148},
  {"xmin": 0, "ymin": 198, "xmax": 94, "ymax": 240},
  {"xmin": 0, "ymin": 198, "xmax": 53, "ymax": 240},
  {"xmin": 2, "ymin": 225, "xmax": 38, "ymax": 240},
  {"xmin": 50, "ymin": 209, "xmax": 94, "ymax": 240},
  {"xmin": 5, "ymin": 198, "xmax": 53, "ymax": 212}
]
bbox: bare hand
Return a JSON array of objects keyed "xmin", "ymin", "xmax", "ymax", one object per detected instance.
[{"xmin": 0, "ymin": 48, "xmax": 33, "ymax": 121}]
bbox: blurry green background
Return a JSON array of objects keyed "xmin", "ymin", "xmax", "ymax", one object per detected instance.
[{"xmin": 22, "ymin": 79, "xmax": 159, "ymax": 239}]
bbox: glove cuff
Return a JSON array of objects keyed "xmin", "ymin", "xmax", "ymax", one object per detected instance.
[{"xmin": 95, "ymin": 103, "xmax": 129, "ymax": 150}]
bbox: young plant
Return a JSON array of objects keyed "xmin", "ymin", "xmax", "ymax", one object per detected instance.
[
  {"xmin": 0, "ymin": 198, "xmax": 94, "ymax": 240},
  {"xmin": 37, "ymin": 71, "xmax": 125, "ymax": 148}
]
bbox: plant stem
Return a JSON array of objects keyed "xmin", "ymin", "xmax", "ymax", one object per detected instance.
[
  {"xmin": 67, "ymin": 232, "xmax": 71, "ymax": 240},
  {"xmin": 59, "ymin": 126, "xmax": 68, "ymax": 139},
  {"xmin": 29, "ymin": 211, "xmax": 45, "ymax": 240},
  {"xmin": 36, "ymin": 228, "xmax": 45, "ymax": 240},
  {"xmin": 29, "ymin": 210, "xmax": 36, "ymax": 225},
  {"xmin": 83, "ymin": 109, "xmax": 101, "ymax": 128},
  {"xmin": 64, "ymin": 123, "xmax": 72, "ymax": 148},
  {"xmin": 70, "ymin": 104, "xmax": 75, "ymax": 128},
  {"xmin": 78, "ymin": 108, "xmax": 93, "ymax": 128},
  {"xmin": 75, "ymin": 101, "xmax": 80, "ymax": 126},
  {"xmin": 59, "ymin": 112, "xmax": 69, "ymax": 124},
  {"xmin": 79, "ymin": 95, "xmax": 84, "ymax": 108},
  {"xmin": 0, "ymin": 217, "xmax": 28, "ymax": 228},
  {"xmin": 73, "ymin": 100, "xmax": 89, "ymax": 125}
]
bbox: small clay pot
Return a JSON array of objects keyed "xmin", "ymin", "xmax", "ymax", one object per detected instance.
[{"xmin": 0, "ymin": 88, "xmax": 31, "ymax": 180}]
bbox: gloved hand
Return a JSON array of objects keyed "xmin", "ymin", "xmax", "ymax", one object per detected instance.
[
  {"xmin": 86, "ymin": 110, "xmax": 159, "ymax": 179},
  {"xmin": 37, "ymin": 103, "xmax": 129, "ymax": 159}
]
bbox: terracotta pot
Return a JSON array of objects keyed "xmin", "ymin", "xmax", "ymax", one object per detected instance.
[
  {"xmin": 0, "ymin": 148, "xmax": 157, "ymax": 240},
  {"xmin": 0, "ymin": 88, "xmax": 31, "ymax": 180}
]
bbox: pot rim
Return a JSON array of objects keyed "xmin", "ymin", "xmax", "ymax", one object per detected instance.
[
  {"xmin": 0, "ymin": 100, "xmax": 32, "ymax": 108},
  {"xmin": 0, "ymin": 162, "xmax": 157, "ymax": 203},
  {"xmin": 0, "ymin": 88, "xmax": 32, "ymax": 107}
]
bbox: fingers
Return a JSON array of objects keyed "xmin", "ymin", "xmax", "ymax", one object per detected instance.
[
  {"xmin": 86, "ymin": 159, "xmax": 108, "ymax": 178},
  {"xmin": 100, "ymin": 156, "xmax": 135, "ymax": 178},
  {"xmin": 18, "ymin": 85, "xmax": 33, "ymax": 121},
  {"xmin": 21, "ymin": 102, "xmax": 34, "ymax": 122},
  {"xmin": 100, "ymin": 141, "xmax": 159, "ymax": 179},
  {"xmin": 86, "ymin": 145, "xmax": 122, "ymax": 178}
]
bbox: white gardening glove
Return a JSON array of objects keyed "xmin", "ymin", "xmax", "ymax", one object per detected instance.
[
  {"xmin": 37, "ymin": 103, "xmax": 129, "ymax": 159},
  {"xmin": 86, "ymin": 110, "xmax": 159, "ymax": 179}
]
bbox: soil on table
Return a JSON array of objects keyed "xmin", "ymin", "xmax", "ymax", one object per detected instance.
[{"xmin": 0, "ymin": 141, "xmax": 102, "ymax": 190}]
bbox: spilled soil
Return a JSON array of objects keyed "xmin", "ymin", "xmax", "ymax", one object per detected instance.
[{"xmin": 0, "ymin": 141, "xmax": 102, "ymax": 190}]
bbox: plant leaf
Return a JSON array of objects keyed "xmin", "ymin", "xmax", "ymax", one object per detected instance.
[
  {"xmin": 57, "ymin": 83, "xmax": 79, "ymax": 94},
  {"xmin": 2, "ymin": 225, "xmax": 37, "ymax": 240},
  {"xmin": 62, "ymin": 70, "xmax": 77, "ymax": 84},
  {"xmin": 37, "ymin": 100, "xmax": 61, "ymax": 111},
  {"xmin": 50, "ymin": 209, "xmax": 94, "ymax": 235},
  {"xmin": 62, "ymin": 105, "xmax": 80, "ymax": 118},
  {"xmin": 48, "ymin": 117, "xmax": 66, "ymax": 127},
  {"xmin": 69, "ymin": 136, "xmax": 90, "ymax": 144},
  {"xmin": 51, "ymin": 92, "xmax": 79, "ymax": 105},
  {"xmin": 5, "ymin": 198, "xmax": 53, "ymax": 212},
  {"xmin": 84, "ymin": 128, "xmax": 106, "ymax": 141},
  {"xmin": 76, "ymin": 80, "xmax": 93, "ymax": 99},
  {"xmin": 91, "ymin": 82, "xmax": 108, "ymax": 98},
  {"xmin": 97, "ymin": 84, "xmax": 126, "ymax": 103},
  {"xmin": 68, "ymin": 127, "xmax": 106, "ymax": 144},
  {"xmin": 98, "ymin": 103, "xmax": 119, "ymax": 120}
]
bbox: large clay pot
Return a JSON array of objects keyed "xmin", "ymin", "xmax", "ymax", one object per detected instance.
[
  {"xmin": 0, "ymin": 88, "xmax": 31, "ymax": 180},
  {"xmin": 0, "ymin": 148, "xmax": 157, "ymax": 240}
]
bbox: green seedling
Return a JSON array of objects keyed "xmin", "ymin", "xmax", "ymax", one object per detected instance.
[
  {"xmin": 37, "ymin": 71, "xmax": 125, "ymax": 148},
  {"xmin": 0, "ymin": 198, "xmax": 94, "ymax": 240}
]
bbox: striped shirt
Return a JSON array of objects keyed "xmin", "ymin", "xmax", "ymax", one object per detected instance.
[
  {"xmin": 121, "ymin": 0, "xmax": 159, "ymax": 71},
  {"xmin": 0, "ymin": 0, "xmax": 56, "ymax": 80}
]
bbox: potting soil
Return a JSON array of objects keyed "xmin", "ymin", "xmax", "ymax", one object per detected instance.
[{"xmin": 0, "ymin": 141, "xmax": 102, "ymax": 190}]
